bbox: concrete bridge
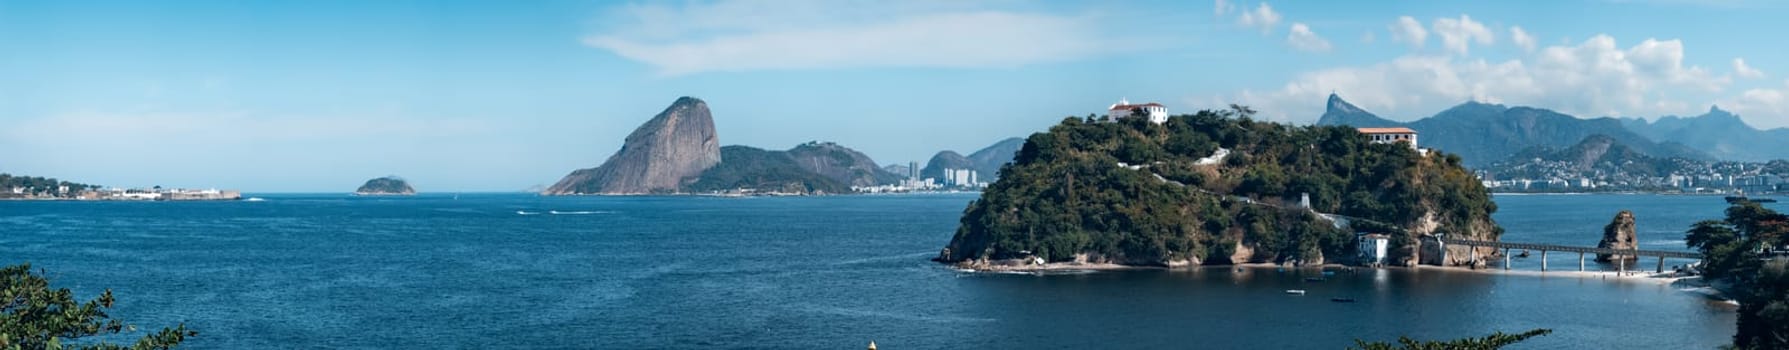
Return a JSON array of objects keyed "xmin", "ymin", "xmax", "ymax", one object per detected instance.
[{"xmin": 1436, "ymin": 238, "xmax": 1701, "ymax": 274}]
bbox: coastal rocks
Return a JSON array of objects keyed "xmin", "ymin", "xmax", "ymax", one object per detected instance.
[
  {"xmin": 545, "ymin": 97, "xmax": 721, "ymax": 195},
  {"xmin": 1596, "ymin": 210, "xmax": 1639, "ymax": 262},
  {"xmin": 354, "ymin": 176, "xmax": 414, "ymax": 195}
]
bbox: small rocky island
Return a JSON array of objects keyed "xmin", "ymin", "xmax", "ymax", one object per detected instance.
[
  {"xmin": 355, "ymin": 176, "xmax": 415, "ymax": 195},
  {"xmin": 938, "ymin": 107, "xmax": 1501, "ymax": 270},
  {"xmin": 1596, "ymin": 210, "xmax": 1639, "ymax": 262}
]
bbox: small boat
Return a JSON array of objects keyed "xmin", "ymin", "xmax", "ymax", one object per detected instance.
[
  {"xmin": 1330, "ymin": 297, "xmax": 1356, "ymax": 303},
  {"xmin": 1517, "ymin": 250, "xmax": 1530, "ymax": 258},
  {"xmin": 1285, "ymin": 290, "xmax": 1306, "ymax": 295},
  {"xmin": 244, "ymin": 197, "xmax": 266, "ymax": 202}
]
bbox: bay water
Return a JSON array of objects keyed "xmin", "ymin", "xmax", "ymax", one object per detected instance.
[{"xmin": 0, "ymin": 193, "xmax": 1762, "ymax": 348}]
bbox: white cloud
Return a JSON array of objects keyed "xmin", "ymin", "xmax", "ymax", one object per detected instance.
[
  {"xmin": 1215, "ymin": 0, "xmax": 1233, "ymax": 16},
  {"xmin": 582, "ymin": 1, "xmax": 1120, "ymax": 76},
  {"xmin": 1734, "ymin": 58, "xmax": 1766, "ymax": 79},
  {"xmin": 1208, "ymin": 34, "xmax": 1734, "ymax": 124},
  {"xmin": 1510, "ymin": 26, "xmax": 1536, "ymax": 52},
  {"xmin": 1719, "ymin": 80, "xmax": 1789, "ymax": 125},
  {"xmin": 1432, "ymin": 15, "xmax": 1494, "ymax": 55},
  {"xmin": 1361, "ymin": 32, "xmax": 1376, "ymax": 44},
  {"xmin": 1238, "ymin": 2, "xmax": 1282, "ymax": 34},
  {"xmin": 1287, "ymin": 23, "xmax": 1332, "ymax": 53},
  {"xmin": 1388, "ymin": 16, "xmax": 1427, "ymax": 48}
]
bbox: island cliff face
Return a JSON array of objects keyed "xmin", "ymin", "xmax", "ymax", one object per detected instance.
[
  {"xmin": 1596, "ymin": 210, "xmax": 1639, "ymax": 262},
  {"xmin": 355, "ymin": 176, "xmax": 415, "ymax": 195},
  {"xmin": 545, "ymin": 97, "xmax": 721, "ymax": 195},
  {"xmin": 939, "ymin": 112, "xmax": 1500, "ymax": 268}
]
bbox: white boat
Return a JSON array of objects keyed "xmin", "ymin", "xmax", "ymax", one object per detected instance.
[
  {"xmin": 244, "ymin": 197, "xmax": 266, "ymax": 202},
  {"xmin": 1285, "ymin": 289, "xmax": 1307, "ymax": 295}
]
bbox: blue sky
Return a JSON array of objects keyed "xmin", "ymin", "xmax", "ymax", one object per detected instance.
[{"xmin": 4, "ymin": 0, "xmax": 1787, "ymax": 192}]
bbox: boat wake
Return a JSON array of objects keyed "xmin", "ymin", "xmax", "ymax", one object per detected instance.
[
  {"xmin": 548, "ymin": 210, "xmax": 609, "ymax": 215},
  {"xmin": 516, "ymin": 211, "xmax": 543, "ymax": 215}
]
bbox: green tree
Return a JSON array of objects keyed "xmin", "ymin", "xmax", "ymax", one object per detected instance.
[
  {"xmin": 1685, "ymin": 202, "xmax": 1789, "ymax": 349},
  {"xmin": 1, "ymin": 263, "xmax": 195, "ymax": 349}
]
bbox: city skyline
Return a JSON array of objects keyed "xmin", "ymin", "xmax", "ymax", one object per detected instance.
[{"xmin": 5, "ymin": 0, "xmax": 1788, "ymax": 192}]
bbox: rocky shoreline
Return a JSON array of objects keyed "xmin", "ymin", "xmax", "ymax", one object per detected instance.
[{"xmin": 947, "ymin": 259, "xmax": 1704, "ymax": 286}]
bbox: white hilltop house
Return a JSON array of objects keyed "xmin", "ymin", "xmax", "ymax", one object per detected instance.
[
  {"xmin": 1107, "ymin": 98, "xmax": 1168, "ymax": 124},
  {"xmin": 1357, "ymin": 127, "xmax": 1419, "ymax": 150}
]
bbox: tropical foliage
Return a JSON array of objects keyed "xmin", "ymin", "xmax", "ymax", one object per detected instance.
[
  {"xmin": 1, "ymin": 263, "xmax": 195, "ymax": 350},
  {"xmin": 1685, "ymin": 202, "xmax": 1789, "ymax": 349},
  {"xmin": 0, "ymin": 174, "xmax": 100, "ymax": 199},
  {"xmin": 943, "ymin": 109, "xmax": 1498, "ymax": 265},
  {"xmin": 685, "ymin": 145, "xmax": 851, "ymax": 194}
]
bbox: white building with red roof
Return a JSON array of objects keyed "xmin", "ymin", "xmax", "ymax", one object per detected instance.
[
  {"xmin": 1107, "ymin": 98, "xmax": 1168, "ymax": 124},
  {"xmin": 1357, "ymin": 127, "xmax": 1418, "ymax": 150}
]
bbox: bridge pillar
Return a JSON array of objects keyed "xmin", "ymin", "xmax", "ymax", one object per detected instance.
[
  {"xmin": 1578, "ymin": 252, "xmax": 1585, "ymax": 272},
  {"xmin": 1503, "ymin": 248, "xmax": 1510, "ymax": 270},
  {"xmin": 1657, "ymin": 256, "xmax": 1665, "ymax": 274},
  {"xmin": 1618, "ymin": 258, "xmax": 1625, "ymax": 276},
  {"xmin": 1541, "ymin": 250, "xmax": 1548, "ymax": 272}
]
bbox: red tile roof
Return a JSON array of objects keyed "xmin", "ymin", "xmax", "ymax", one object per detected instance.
[{"xmin": 1356, "ymin": 127, "xmax": 1417, "ymax": 134}]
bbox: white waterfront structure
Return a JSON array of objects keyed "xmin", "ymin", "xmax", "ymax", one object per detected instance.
[{"xmin": 1358, "ymin": 233, "xmax": 1390, "ymax": 266}]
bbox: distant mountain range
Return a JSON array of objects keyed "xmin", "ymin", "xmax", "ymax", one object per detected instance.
[
  {"xmin": 917, "ymin": 137, "xmax": 1025, "ymax": 183},
  {"xmin": 1316, "ymin": 94, "xmax": 1720, "ymax": 167},
  {"xmin": 546, "ymin": 97, "xmax": 904, "ymax": 195},
  {"xmin": 1619, "ymin": 106, "xmax": 1789, "ymax": 162},
  {"xmin": 1489, "ymin": 134, "xmax": 1686, "ymax": 179}
]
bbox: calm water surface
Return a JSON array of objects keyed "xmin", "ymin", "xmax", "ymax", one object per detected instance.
[{"xmin": 0, "ymin": 193, "xmax": 1768, "ymax": 349}]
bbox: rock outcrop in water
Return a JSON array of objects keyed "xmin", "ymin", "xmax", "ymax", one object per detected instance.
[
  {"xmin": 355, "ymin": 176, "xmax": 415, "ymax": 195},
  {"xmin": 545, "ymin": 97, "xmax": 721, "ymax": 195},
  {"xmin": 1596, "ymin": 210, "xmax": 1639, "ymax": 262}
]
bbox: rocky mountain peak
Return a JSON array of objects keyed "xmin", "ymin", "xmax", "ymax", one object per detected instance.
[
  {"xmin": 1326, "ymin": 93, "xmax": 1360, "ymax": 115},
  {"xmin": 544, "ymin": 96, "xmax": 722, "ymax": 195}
]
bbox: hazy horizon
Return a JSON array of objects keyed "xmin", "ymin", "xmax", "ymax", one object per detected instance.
[{"xmin": 6, "ymin": 0, "xmax": 1788, "ymax": 192}]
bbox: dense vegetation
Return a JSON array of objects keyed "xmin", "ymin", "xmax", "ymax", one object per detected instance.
[
  {"xmin": 1, "ymin": 263, "xmax": 195, "ymax": 349},
  {"xmin": 0, "ymin": 174, "xmax": 100, "ymax": 198},
  {"xmin": 1351, "ymin": 329, "xmax": 1551, "ymax": 350},
  {"xmin": 942, "ymin": 109, "xmax": 1499, "ymax": 266},
  {"xmin": 354, "ymin": 176, "xmax": 414, "ymax": 195},
  {"xmin": 784, "ymin": 141, "xmax": 902, "ymax": 187},
  {"xmin": 686, "ymin": 146, "xmax": 851, "ymax": 194},
  {"xmin": 1684, "ymin": 202, "xmax": 1789, "ymax": 349}
]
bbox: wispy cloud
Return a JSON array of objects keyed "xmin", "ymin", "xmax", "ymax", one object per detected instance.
[
  {"xmin": 1431, "ymin": 15, "xmax": 1494, "ymax": 55},
  {"xmin": 1237, "ymin": 2, "xmax": 1283, "ymax": 34},
  {"xmin": 1734, "ymin": 58, "xmax": 1766, "ymax": 79},
  {"xmin": 1388, "ymin": 16, "xmax": 1427, "ymax": 49},
  {"xmin": 583, "ymin": 1, "xmax": 1125, "ymax": 76},
  {"xmin": 1509, "ymin": 26, "xmax": 1536, "ymax": 52},
  {"xmin": 1286, "ymin": 23, "xmax": 1332, "ymax": 53}
]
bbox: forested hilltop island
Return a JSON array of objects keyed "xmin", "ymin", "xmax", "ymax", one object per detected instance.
[
  {"xmin": 355, "ymin": 176, "xmax": 415, "ymax": 195},
  {"xmin": 939, "ymin": 108, "xmax": 1500, "ymax": 269}
]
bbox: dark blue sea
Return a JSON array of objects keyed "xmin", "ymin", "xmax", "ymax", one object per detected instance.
[{"xmin": 1, "ymin": 193, "xmax": 1766, "ymax": 349}]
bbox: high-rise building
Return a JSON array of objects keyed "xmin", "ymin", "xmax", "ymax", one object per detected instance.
[{"xmin": 908, "ymin": 161, "xmax": 919, "ymax": 180}]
